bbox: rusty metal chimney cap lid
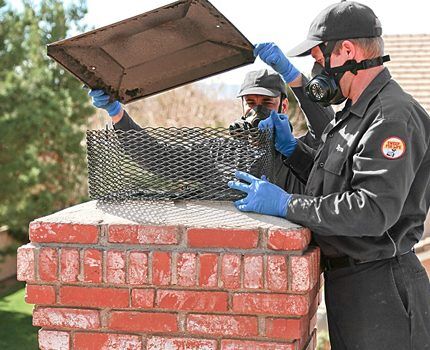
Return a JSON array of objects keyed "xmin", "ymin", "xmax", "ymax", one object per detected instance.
[{"xmin": 47, "ymin": 0, "xmax": 255, "ymax": 104}]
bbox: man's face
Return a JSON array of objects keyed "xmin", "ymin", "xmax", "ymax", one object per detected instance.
[
  {"xmin": 243, "ymin": 94, "xmax": 288, "ymax": 113},
  {"xmin": 311, "ymin": 46, "xmax": 325, "ymax": 68},
  {"xmin": 310, "ymin": 43, "xmax": 353, "ymax": 98},
  {"xmin": 310, "ymin": 44, "xmax": 350, "ymax": 68}
]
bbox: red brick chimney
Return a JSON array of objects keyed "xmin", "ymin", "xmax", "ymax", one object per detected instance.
[{"xmin": 17, "ymin": 200, "xmax": 321, "ymax": 350}]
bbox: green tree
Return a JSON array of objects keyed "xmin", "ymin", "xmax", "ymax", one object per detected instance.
[{"xmin": 0, "ymin": 0, "xmax": 93, "ymax": 240}]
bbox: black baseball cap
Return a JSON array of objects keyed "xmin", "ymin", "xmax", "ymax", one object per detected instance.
[
  {"xmin": 287, "ymin": 1, "xmax": 382, "ymax": 57},
  {"xmin": 237, "ymin": 69, "xmax": 288, "ymax": 98}
]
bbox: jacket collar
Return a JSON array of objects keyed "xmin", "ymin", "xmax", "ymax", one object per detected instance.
[{"xmin": 349, "ymin": 68, "xmax": 392, "ymax": 118}]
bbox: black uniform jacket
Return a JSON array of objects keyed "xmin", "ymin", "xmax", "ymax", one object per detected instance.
[
  {"xmin": 114, "ymin": 75, "xmax": 334, "ymax": 194},
  {"xmin": 284, "ymin": 68, "xmax": 430, "ymax": 262}
]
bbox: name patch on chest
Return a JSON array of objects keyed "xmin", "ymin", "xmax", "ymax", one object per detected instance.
[{"xmin": 381, "ymin": 136, "xmax": 406, "ymax": 159}]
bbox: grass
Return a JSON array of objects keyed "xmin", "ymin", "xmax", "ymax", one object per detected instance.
[{"xmin": 0, "ymin": 280, "xmax": 38, "ymax": 350}]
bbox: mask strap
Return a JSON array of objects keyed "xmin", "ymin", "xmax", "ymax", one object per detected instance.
[
  {"xmin": 327, "ymin": 55, "xmax": 391, "ymax": 75},
  {"xmin": 278, "ymin": 93, "xmax": 286, "ymax": 113},
  {"xmin": 319, "ymin": 41, "xmax": 337, "ymax": 71}
]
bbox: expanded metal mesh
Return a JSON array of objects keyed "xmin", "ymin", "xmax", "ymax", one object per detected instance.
[{"xmin": 86, "ymin": 127, "xmax": 275, "ymax": 201}]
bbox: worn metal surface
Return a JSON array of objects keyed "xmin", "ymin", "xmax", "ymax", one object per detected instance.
[{"xmin": 47, "ymin": 0, "xmax": 255, "ymax": 103}]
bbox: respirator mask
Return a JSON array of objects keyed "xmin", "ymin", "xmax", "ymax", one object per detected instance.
[
  {"xmin": 229, "ymin": 101, "xmax": 280, "ymax": 135},
  {"xmin": 229, "ymin": 104, "xmax": 272, "ymax": 141},
  {"xmin": 305, "ymin": 42, "xmax": 390, "ymax": 106},
  {"xmin": 241, "ymin": 104, "xmax": 273, "ymax": 129}
]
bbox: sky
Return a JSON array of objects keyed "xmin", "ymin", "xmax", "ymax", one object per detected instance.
[
  {"xmin": 10, "ymin": 0, "xmax": 428, "ymax": 88},
  {"xmin": 81, "ymin": 0, "xmax": 429, "ymax": 87}
]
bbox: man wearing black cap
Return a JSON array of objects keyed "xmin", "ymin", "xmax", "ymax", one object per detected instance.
[
  {"xmin": 232, "ymin": 68, "xmax": 332, "ymax": 193},
  {"xmin": 229, "ymin": 1, "xmax": 430, "ymax": 349}
]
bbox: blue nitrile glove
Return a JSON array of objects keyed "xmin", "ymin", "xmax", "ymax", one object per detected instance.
[
  {"xmin": 88, "ymin": 89, "xmax": 122, "ymax": 117},
  {"xmin": 254, "ymin": 42, "xmax": 300, "ymax": 83},
  {"xmin": 258, "ymin": 111, "xmax": 297, "ymax": 157},
  {"xmin": 228, "ymin": 171, "xmax": 291, "ymax": 217}
]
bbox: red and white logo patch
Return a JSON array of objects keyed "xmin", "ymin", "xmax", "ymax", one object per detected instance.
[{"xmin": 381, "ymin": 136, "xmax": 406, "ymax": 159}]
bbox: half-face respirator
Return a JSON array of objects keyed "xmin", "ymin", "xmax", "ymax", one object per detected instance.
[{"xmin": 305, "ymin": 42, "xmax": 390, "ymax": 106}]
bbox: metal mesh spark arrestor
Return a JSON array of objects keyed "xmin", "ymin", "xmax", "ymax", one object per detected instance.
[{"xmin": 86, "ymin": 127, "xmax": 275, "ymax": 201}]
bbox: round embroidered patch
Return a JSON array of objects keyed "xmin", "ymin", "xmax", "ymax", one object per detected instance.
[{"xmin": 381, "ymin": 137, "xmax": 406, "ymax": 159}]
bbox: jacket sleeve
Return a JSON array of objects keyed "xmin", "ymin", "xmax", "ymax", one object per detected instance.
[
  {"xmin": 113, "ymin": 110, "xmax": 143, "ymax": 131},
  {"xmin": 292, "ymin": 74, "xmax": 334, "ymax": 148},
  {"xmin": 286, "ymin": 113, "xmax": 429, "ymax": 237},
  {"xmin": 112, "ymin": 111, "xmax": 217, "ymax": 183},
  {"xmin": 111, "ymin": 111, "xmax": 267, "ymax": 189},
  {"xmin": 281, "ymin": 139, "xmax": 317, "ymax": 184}
]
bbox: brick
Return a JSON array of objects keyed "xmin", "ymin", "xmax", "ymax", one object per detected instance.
[
  {"xmin": 29, "ymin": 222, "xmax": 99, "ymax": 243},
  {"xmin": 266, "ymin": 255, "xmax": 288, "ymax": 291},
  {"xmin": 291, "ymin": 254, "xmax": 312, "ymax": 292},
  {"xmin": 152, "ymin": 252, "xmax": 171, "ymax": 285},
  {"xmin": 109, "ymin": 224, "xmax": 178, "ymax": 245},
  {"xmin": 33, "ymin": 307, "xmax": 100, "ymax": 329},
  {"xmin": 17, "ymin": 244, "xmax": 35, "ymax": 281},
  {"xmin": 198, "ymin": 253, "xmax": 218, "ymax": 287},
  {"xmin": 244, "ymin": 255, "xmax": 263, "ymax": 289},
  {"xmin": 267, "ymin": 228, "xmax": 311, "ymax": 251},
  {"xmin": 177, "ymin": 253, "xmax": 197, "ymax": 287},
  {"xmin": 233, "ymin": 293, "xmax": 309, "ymax": 316},
  {"xmin": 221, "ymin": 340, "xmax": 295, "ymax": 350},
  {"xmin": 220, "ymin": 254, "xmax": 241, "ymax": 289},
  {"xmin": 25, "ymin": 285, "xmax": 56, "ymax": 305},
  {"xmin": 131, "ymin": 289, "xmax": 155, "ymax": 308},
  {"xmin": 108, "ymin": 311, "xmax": 177, "ymax": 332},
  {"xmin": 108, "ymin": 225, "xmax": 138, "ymax": 243},
  {"xmin": 73, "ymin": 332, "xmax": 143, "ymax": 350},
  {"xmin": 187, "ymin": 314, "xmax": 258, "ymax": 337},
  {"xmin": 106, "ymin": 250, "xmax": 126, "ymax": 284},
  {"xmin": 156, "ymin": 290, "xmax": 228, "ymax": 312},
  {"xmin": 60, "ymin": 248, "xmax": 80, "ymax": 283},
  {"xmin": 147, "ymin": 337, "xmax": 217, "ymax": 350},
  {"xmin": 265, "ymin": 317, "xmax": 307, "ymax": 340},
  {"xmin": 128, "ymin": 251, "xmax": 148, "ymax": 285},
  {"xmin": 83, "ymin": 249, "xmax": 102, "ymax": 283},
  {"xmin": 187, "ymin": 228, "xmax": 259, "ymax": 249},
  {"xmin": 308, "ymin": 289, "xmax": 320, "ymax": 321},
  {"xmin": 60, "ymin": 286, "xmax": 129, "ymax": 308},
  {"xmin": 39, "ymin": 247, "xmax": 58, "ymax": 282},
  {"xmin": 39, "ymin": 330, "xmax": 70, "ymax": 350}
]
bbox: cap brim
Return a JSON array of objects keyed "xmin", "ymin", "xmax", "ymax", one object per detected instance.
[
  {"xmin": 287, "ymin": 39, "xmax": 323, "ymax": 57},
  {"xmin": 236, "ymin": 87, "xmax": 280, "ymax": 98}
]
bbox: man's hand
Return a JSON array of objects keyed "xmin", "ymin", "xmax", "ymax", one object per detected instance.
[
  {"xmin": 258, "ymin": 111, "xmax": 297, "ymax": 157},
  {"xmin": 254, "ymin": 43, "xmax": 300, "ymax": 84},
  {"xmin": 88, "ymin": 89, "xmax": 122, "ymax": 117},
  {"xmin": 228, "ymin": 171, "xmax": 291, "ymax": 217}
]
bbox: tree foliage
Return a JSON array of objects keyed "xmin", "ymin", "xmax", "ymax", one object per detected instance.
[{"xmin": 0, "ymin": 0, "xmax": 93, "ymax": 240}]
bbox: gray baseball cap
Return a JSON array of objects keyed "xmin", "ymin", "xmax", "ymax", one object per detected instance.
[
  {"xmin": 287, "ymin": 1, "xmax": 382, "ymax": 57},
  {"xmin": 237, "ymin": 69, "xmax": 288, "ymax": 98}
]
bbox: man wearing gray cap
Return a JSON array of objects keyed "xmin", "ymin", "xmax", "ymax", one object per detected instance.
[
  {"xmin": 232, "ymin": 68, "xmax": 332, "ymax": 193},
  {"xmin": 229, "ymin": 1, "xmax": 430, "ymax": 349},
  {"xmin": 89, "ymin": 65, "xmax": 333, "ymax": 195}
]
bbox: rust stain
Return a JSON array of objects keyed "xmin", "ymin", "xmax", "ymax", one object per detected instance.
[{"xmin": 47, "ymin": 0, "xmax": 254, "ymax": 104}]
